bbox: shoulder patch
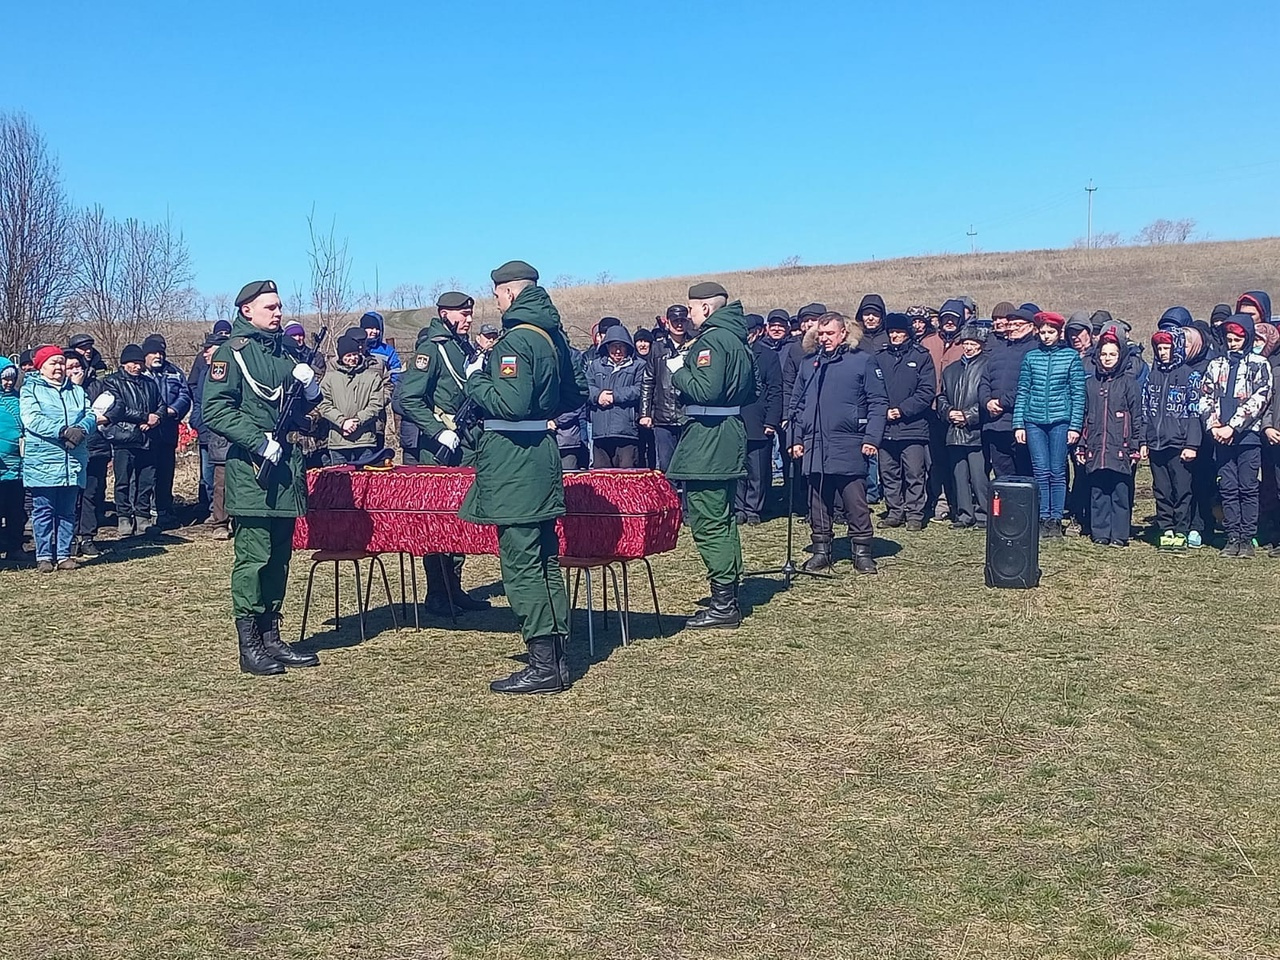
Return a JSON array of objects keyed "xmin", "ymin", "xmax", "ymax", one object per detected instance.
[
  {"xmin": 696, "ymin": 349, "xmax": 712, "ymax": 368},
  {"xmin": 499, "ymin": 355, "xmax": 518, "ymax": 378},
  {"xmin": 229, "ymin": 337, "xmax": 251, "ymax": 352},
  {"xmin": 415, "ymin": 354, "xmax": 430, "ymax": 371},
  {"xmin": 210, "ymin": 361, "xmax": 228, "ymax": 382}
]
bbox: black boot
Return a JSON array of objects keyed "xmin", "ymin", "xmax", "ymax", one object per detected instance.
[
  {"xmin": 423, "ymin": 556, "xmax": 458, "ymax": 616},
  {"xmin": 685, "ymin": 581, "xmax": 741, "ymax": 629},
  {"xmin": 236, "ymin": 617, "xmax": 286, "ymax": 676},
  {"xmin": 447, "ymin": 556, "xmax": 491, "ymax": 611},
  {"xmin": 803, "ymin": 539, "xmax": 833, "ymax": 573},
  {"xmin": 258, "ymin": 612, "xmax": 319, "ymax": 667},
  {"xmin": 852, "ymin": 541, "xmax": 878, "ymax": 575},
  {"xmin": 490, "ymin": 636, "xmax": 564, "ymax": 694}
]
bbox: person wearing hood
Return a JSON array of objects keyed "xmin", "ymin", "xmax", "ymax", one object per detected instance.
[
  {"xmin": 1076, "ymin": 330, "xmax": 1144, "ymax": 547},
  {"xmin": 1089, "ymin": 309, "xmax": 1113, "ymax": 337},
  {"xmin": 360, "ymin": 311, "xmax": 403, "ymax": 385},
  {"xmin": 856, "ymin": 294, "xmax": 890, "ymax": 354},
  {"xmin": 460, "ymin": 261, "xmax": 587, "ymax": 693},
  {"xmin": 1207, "ymin": 303, "xmax": 1233, "ymax": 356},
  {"xmin": 876, "ymin": 312, "xmax": 937, "ymax": 530},
  {"xmin": 19, "ymin": 345, "xmax": 96, "ymax": 571},
  {"xmin": 1013, "ymin": 312, "xmax": 1087, "ymax": 538},
  {"xmin": 981, "ymin": 305, "xmax": 1039, "ymax": 478},
  {"xmin": 0, "ymin": 358, "xmax": 25, "ymax": 560},
  {"xmin": 936, "ymin": 325, "xmax": 990, "ymax": 529},
  {"xmin": 1200, "ymin": 312, "xmax": 1272, "ymax": 557},
  {"xmin": 790, "ymin": 312, "xmax": 886, "ymax": 574},
  {"xmin": 735, "ymin": 314, "xmax": 783, "ymax": 526},
  {"xmin": 585, "ymin": 323, "xmax": 646, "ymax": 467},
  {"xmin": 1142, "ymin": 326, "xmax": 1204, "ymax": 550},
  {"xmin": 665, "ymin": 282, "xmax": 756, "ymax": 628}
]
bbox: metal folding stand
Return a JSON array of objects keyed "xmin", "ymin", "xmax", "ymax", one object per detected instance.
[{"xmin": 744, "ymin": 458, "xmax": 833, "ymax": 588}]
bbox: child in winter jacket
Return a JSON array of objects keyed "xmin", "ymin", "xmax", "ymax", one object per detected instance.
[
  {"xmin": 1142, "ymin": 327, "xmax": 1203, "ymax": 549},
  {"xmin": 1077, "ymin": 331, "xmax": 1144, "ymax": 547},
  {"xmin": 1200, "ymin": 312, "xmax": 1272, "ymax": 557},
  {"xmin": 585, "ymin": 325, "xmax": 645, "ymax": 467}
]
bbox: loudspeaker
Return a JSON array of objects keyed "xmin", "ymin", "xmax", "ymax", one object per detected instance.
[{"xmin": 985, "ymin": 478, "xmax": 1040, "ymax": 588}]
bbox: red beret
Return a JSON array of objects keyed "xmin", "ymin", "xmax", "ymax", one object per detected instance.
[
  {"xmin": 1224, "ymin": 322, "xmax": 1247, "ymax": 338},
  {"xmin": 33, "ymin": 344, "xmax": 64, "ymax": 371},
  {"xmin": 1152, "ymin": 331, "xmax": 1175, "ymax": 346},
  {"xmin": 1034, "ymin": 311, "xmax": 1066, "ymax": 328}
]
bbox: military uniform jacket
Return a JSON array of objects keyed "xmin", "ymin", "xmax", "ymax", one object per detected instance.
[
  {"xmin": 667, "ymin": 300, "xmax": 757, "ymax": 481},
  {"xmin": 395, "ymin": 317, "xmax": 477, "ymax": 465},
  {"xmin": 459, "ymin": 284, "xmax": 587, "ymax": 525},
  {"xmin": 202, "ymin": 319, "xmax": 317, "ymax": 518}
]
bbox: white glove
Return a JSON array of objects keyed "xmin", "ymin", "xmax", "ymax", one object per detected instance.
[
  {"xmin": 292, "ymin": 363, "xmax": 321, "ymax": 400},
  {"xmin": 464, "ymin": 356, "xmax": 485, "ymax": 378},
  {"xmin": 259, "ymin": 433, "xmax": 283, "ymax": 465},
  {"xmin": 665, "ymin": 354, "xmax": 685, "ymax": 373},
  {"xmin": 437, "ymin": 429, "xmax": 460, "ymax": 451}
]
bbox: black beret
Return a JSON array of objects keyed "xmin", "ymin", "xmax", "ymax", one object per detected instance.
[
  {"xmin": 234, "ymin": 279, "xmax": 278, "ymax": 307},
  {"xmin": 884, "ymin": 312, "xmax": 913, "ymax": 332},
  {"xmin": 746, "ymin": 313, "xmax": 766, "ymax": 332},
  {"xmin": 766, "ymin": 309, "xmax": 790, "ymax": 325},
  {"xmin": 688, "ymin": 281, "xmax": 728, "ymax": 300},
  {"xmin": 491, "ymin": 260, "xmax": 539, "ymax": 285},
  {"xmin": 68, "ymin": 333, "xmax": 95, "ymax": 349},
  {"xmin": 797, "ymin": 302, "xmax": 827, "ymax": 320},
  {"xmin": 436, "ymin": 291, "xmax": 474, "ymax": 310},
  {"xmin": 666, "ymin": 304, "xmax": 689, "ymax": 321}
]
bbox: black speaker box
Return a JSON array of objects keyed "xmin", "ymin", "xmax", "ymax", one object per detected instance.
[{"xmin": 985, "ymin": 478, "xmax": 1041, "ymax": 588}]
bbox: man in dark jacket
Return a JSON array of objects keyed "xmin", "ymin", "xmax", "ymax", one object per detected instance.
[
  {"xmin": 762, "ymin": 310, "xmax": 791, "ymax": 353},
  {"xmin": 642, "ymin": 304, "xmax": 694, "ymax": 472},
  {"xmin": 857, "ymin": 294, "xmax": 890, "ymax": 354},
  {"xmin": 980, "ymin": 306, "xmax": 1037, "ymax": 478},
  {"xmin": 790, "ymin": 312, "xmax": 886, "ymax": 574},
  {"xmin": 101, "ymin": 343, "xmax": 164, "ymax": 537},
  {"xmin": 735, "ymin": 315, "xmax": 782, "ymax": 525},
  {"xmin": 65, "ymin": 347, "xmax": 109, "ymax": 555},
  {"xmin": 937, "ymin": 326, "xmax": 990, "ymax": 528},
  {"xmin": 554, "ymin": 344, "xmax": 589, "ymax": 469},
  {"xmin": 141, "ymin": 334, "xmax": 193, "ymax": 527},
  {"xmin": 877, "ymin": 313, "xmax": 937, "ymax": 529},
  {"xmin": 189, "ymin": 331, "xmax": 232, "ymax": 538},
  {"xmin": 585, "ymin": 324, "xmax": 646, "ymax": 467},
  {"xmin": 782, "ymin": 302, "xmax": 827, "ymax": 422}
]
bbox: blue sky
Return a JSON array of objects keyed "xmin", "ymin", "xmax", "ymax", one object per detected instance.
[{"xmin": 5, "ymin": 0, "xmax": 1278, "ymax": 300}]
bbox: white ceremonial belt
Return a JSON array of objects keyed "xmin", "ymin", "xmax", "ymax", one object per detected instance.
[
  {"xmin": 483, "ymin": 419, "xmax": 551, "ymax": 432},
  {"xmin": 685, "ymin": 405, "xmax": 741, "ymax": 416}
]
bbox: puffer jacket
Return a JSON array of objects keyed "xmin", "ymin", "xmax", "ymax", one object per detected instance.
[
  {"xmin": 100, "ymin": 369, "xmax": 164, "ymax": 449},
  {"xmin": 937, "ymin": 352, "xmax": 987, "ymax": 446},
  {"xmin": 148, "ymin": 359, "xmax": 193, "ymax": 443},
  {"xmin": 0, "ymin": 358, "xmax": 21, "ymax": 482},
  {"xmin": 791, "ymin": 333, "xmax": 887, "ymax": 478},
  {"xmin": 642, "ymin": 329, "xmax": 689, "ymax": 426},
  {"xmin": 1013, "ymin": 341, "xmax": 1086, "ymax": 430},
  {"xmin": 1200, "ymin": 312, "xmax": 1272, "ymax": 445},
  {"xmin": 585, "ymin": 325, "xmax": 646, "ymax": 440},
  {"xmin": 877, "ymin": 339, "xmax": 936, "ymax": 443},
  {"xmin": 18, "ymin": 373, "xmax": 95, "ymax": 488},
  {"xmin": 317, "ymin": 356, "xmax": 388, "ymax": 450},
  {"xmin": 1142, "ymin": 328, "xmax": 1204, "ymax": 452},
  {"xmin": 1078, "ymin": 355, "xmax": 1145, "ymax": 472}
]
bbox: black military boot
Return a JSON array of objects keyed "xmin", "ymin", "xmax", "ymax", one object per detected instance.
[
  {"xmin": 236, "ymin": 617, "xmax": 286, "ymax": 676},
  {"xmin": 423, "ymin": 556, "xmax": 458, "ymax": 616},
  {"xmin": 258, "ymin": 612, "xmax": 319, "ymax": 668},
  {"xmin": 685, "ymin": 581, "xmax": 741, "ymax": 629},
  {"xmin": 803, "ymin": 538, "xmax": 833, "ymax": 573},
  {"xmin": 851, "ymin": 540, "xmax": 878, "ymax": 575},
  {"xmin": 490, "ymin": 636, "xmax": 564, "ymax": 694},
  {"xmin": 447, "ymin": 556, "xmax": 491, "ymax": 612}
]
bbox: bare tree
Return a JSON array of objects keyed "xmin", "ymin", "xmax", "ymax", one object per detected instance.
[
  {"xmin": 1072, "ymin": 231, "xmax": 1123, "ymax": 250},
  {"xmin": 779, "ymin": 255, "xmax": 802, "ymax": 269},
  {"xmin": 595, "ymin": 270, "xmax": 614, "ymax": 285},
  {"xmin": 1134, "ymin": 218, "xmax": 1195, "ymax": 246},
  {"xmin": 0, "ymin": 112, "xmax": 76, "ymax": 353},
  {"xmin": 387, "ymin": 282, "xmax": 428, "ymax": 310},
  {"xmin": 306, "ymin": 207, "xmax": 352, "ymax": 332}
]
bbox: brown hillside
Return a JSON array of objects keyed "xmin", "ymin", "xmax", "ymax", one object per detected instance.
[{"xmin": 383, "ymin": 237, "xmax": 1280, "ymax": 348}]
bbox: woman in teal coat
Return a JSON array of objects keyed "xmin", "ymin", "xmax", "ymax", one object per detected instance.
[{"xmin": 19, "ymin": 346, "xmax": 96, "ymax": 570}]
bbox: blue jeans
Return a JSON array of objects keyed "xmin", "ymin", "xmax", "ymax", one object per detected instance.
[
  {"xmin": 1024, "ymin": 422, "xmax": 1070, "ymax": 520},
  {"xmin": 199, "ymin": 445, "xmax": 215, "ymax": 505},
  {"xmin": 866, "ymin": 452, "xmax": 882, "ymax": 503},
  {"xmin": 31, "ymin": 486, "xmax": 78, "ymax": 562}
]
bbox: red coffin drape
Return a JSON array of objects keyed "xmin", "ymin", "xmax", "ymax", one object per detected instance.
[{"xmin": 293, "ymin": 466, "xmax": 682, "ymax": 559}]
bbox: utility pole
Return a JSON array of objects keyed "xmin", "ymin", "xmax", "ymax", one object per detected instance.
[
  {"xmin": 967, "ymin": 224, "xmax": 978, "ymax": 254},
  {"xmin": 1085, "ymin": 179, "xmax": 1097, "ymax": 249}
]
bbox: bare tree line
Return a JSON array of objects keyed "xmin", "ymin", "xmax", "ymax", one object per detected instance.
[{"xmin": 1073, "ymin": 217, "xmax": 1199, "ymax": 250}]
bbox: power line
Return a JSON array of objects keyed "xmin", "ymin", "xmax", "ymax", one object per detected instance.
[{"xmin": 1086, "ymin": 179, "xmax": 1097, "ymax": 249}]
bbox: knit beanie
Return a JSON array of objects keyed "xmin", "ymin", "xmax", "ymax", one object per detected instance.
[
  {"xmin": 33, "ymin": 344, "xmax": 64, "ymax": 371},
  {"xmin": 283, "ymin": 321, "xmax": 305, "ymax": 337},
  {"xmin": 120, "ymin": 343, "xmax": 146, "ymax": 365},
  {"xmin": 991, "ymin": 301, "xmax": 1017, "ymax": 320},
  {"xmin": 141, "ymin": 334, "xmax": 166, "ymax": 356},
  {"xmin": 337, "ymin": 332, "xmax": 363, "ymax": 357}
]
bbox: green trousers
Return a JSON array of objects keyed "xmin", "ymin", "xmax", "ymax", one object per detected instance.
[
  {"xmin": 497, "ymin": 521, "xmax": 569, "ymax": 643},
  {"xmin": 231, "ymin": 516, "xmax": 296, "ymax": 618},
  {"xmin": 685, "ymin": 480, "xmax": 743, "ymax": 584}
]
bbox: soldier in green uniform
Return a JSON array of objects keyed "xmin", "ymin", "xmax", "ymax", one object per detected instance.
[
  {"xmin": 666, "ymin": 281, "xmax": 757, "ymax": 629},
  {"xmin": 393, "ymin": 290, "xmax": 490, "ymax": 615},
  {"xmin": 202, "ymin": 280, "xmax": 323, "ymax": 676},
  {"xmin": 459, "ymin": 260, "xmax": 587, "ymax": 694}
]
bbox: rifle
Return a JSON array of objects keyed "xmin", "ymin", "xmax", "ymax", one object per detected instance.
[{"xmin": 257, "ymin": 326, "xmax": 328, "ymax": 486}]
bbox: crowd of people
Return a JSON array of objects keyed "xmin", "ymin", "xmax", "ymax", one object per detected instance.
[{"xmin": 1, "ymin": 287, "xmax": 1276, "ymax": 575}]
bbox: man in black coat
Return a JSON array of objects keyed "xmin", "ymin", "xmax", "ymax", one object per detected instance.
[
  {"xmin": 789, "ymin": 312, "xmax": 887, "ymax": 574},
  {"xmin": 877, "ymin": 313, "xmax": 937, "ymax": 530},
  {"xmin": 857, "ymin": 294, "xmax": 890, "ymax": 354},
  {"xmin": 980, "ymin": 306, "xmax": 1038, "ymax": 478},
  {"xmin": 735, "ymin": 315, "xmax": 783, "ymax": 525}
]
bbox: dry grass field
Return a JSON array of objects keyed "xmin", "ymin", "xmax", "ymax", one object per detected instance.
[{"xmin": 381, "ymin": 237, "xmax": 1280, "ymax": 347}]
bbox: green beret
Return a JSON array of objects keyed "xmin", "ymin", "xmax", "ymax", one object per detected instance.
[
  {"xmin": 688, "ymin": 281, "xmax": 728, "ymax": 300},
  {"xmin": 436, "ymin": 291, "xmax": 474, "ymax": 310},
  {"xmin": 234, "ymin": 279, "xmax": 278, "ymax": 307},
  {"xmin": 490, "ymin": 260, "xmax": 539, "ymax": 285}
]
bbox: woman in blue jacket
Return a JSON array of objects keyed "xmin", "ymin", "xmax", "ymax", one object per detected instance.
[
  {"xmin": 1013, "ymin": 312, "xmax": 1086, "ymax": 538},
  {"xmin": 19, "ymin": 345, "xmax": 96, "ymax": 571}
]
